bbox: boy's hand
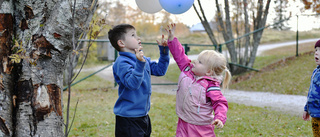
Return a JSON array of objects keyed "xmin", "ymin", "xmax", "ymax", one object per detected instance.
[
  {"xmin": 135, "ymin": 46, "xmax": 146, "ymax": 62},
  {"xmin": 156, "ymin": 34, "xmax": 167, "ymax": 46},
  {"xmin": 165, "ymin": 23, "xmax": 176, "ymax": 41},
  {"xmin": 303, "ymin": 111, "xmax": 310, "ymax": 121},
  {"xmin": 213, "ymin": 119, "xmax": 224, "ymax": 129}
]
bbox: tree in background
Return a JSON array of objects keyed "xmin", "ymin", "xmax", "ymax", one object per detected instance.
[
  {"xmin": 273, "ymin": 0, "xmax": 291, "ymax": 30},
  {"xmin": 302, "ymin": 0, "xmax": 320, "ymax": 13},
  {"xmin": 194, "ymin": 0, "xmax": 271, "ymax": 74},
  {"xmin": 98, "ymin": 1, "xmax": 126, "ymax": 26},
  {"xmin": 0, "ymin": 0, "xmax": 96, "ymax": 136}
]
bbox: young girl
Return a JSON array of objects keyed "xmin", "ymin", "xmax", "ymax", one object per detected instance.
[{"xmin": 165, "ymin": 24, "xmax": 231, "ymax": 136}]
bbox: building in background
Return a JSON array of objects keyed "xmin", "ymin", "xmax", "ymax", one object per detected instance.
[{"xmin": 189, "ymin": 22, "xmax": 218, "ymax": 33}]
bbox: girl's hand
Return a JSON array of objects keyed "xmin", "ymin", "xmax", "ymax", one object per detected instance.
[
  {"xmin": 156, "ymin": 34, "xmax": 167, "ymax": 47},
  {"xmin": 213, "ymin": 119, "xmax": 224, "ymax": 129},
  {"xmin": 165, "ymin": 23, "xmax": 176, "ymax": 41},
  {"xmin": 303, "ymin": 111, "xmax": 310, "ymax": 121},
  {"xmin": 135, "ymin": 46, "xmax": 145, "ymax": 62}
]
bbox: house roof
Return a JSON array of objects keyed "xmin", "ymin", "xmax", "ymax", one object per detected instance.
[{"xmin": 190, "ymin": 23, "xmax": 205, "ymax": 32}]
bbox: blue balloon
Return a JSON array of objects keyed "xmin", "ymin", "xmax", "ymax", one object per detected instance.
[{"xmin": 159, "ymin": 0, "xmax": 194, "ymax": 14}]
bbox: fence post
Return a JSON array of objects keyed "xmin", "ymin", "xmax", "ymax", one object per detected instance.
[
  {"xmin": 218, "ymin": 44, "xmax": 222, "ymax": 53},
  {"xmin": 183, "ymin": 44, "xmax": 190, "ymax": 55},
  {"xmin": 296, "ymin": 15, "xmax": 299, "ymax": 57}
]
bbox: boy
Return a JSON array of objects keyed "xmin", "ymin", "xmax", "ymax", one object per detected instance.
[
  {"xmin": 108, "ymin": 24, "xmax": 170, "ymax": 137},
  {"xmin": 303, "ymin": 39, "xmax": 320, "ymax": 136}
]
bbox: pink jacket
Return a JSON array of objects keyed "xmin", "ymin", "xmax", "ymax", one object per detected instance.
[{"xmin": 168, "ymin": 37, "xmax": 228, "ymax": 125}]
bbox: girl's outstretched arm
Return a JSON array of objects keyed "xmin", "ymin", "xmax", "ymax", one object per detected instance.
[
  {"xmin": 166, "ymin": 23, "xmax": 176, "ymax": 41},
  {"xmin": 166, "ymin": 23, "xmax": 191, "ymax": 71}
]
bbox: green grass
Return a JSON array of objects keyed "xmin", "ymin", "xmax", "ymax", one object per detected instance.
[
  {"xmin": 217, "ymin": 103, "xmax": 311, "ymax": 136},
  {"xmin": 231, "ymin": 42, "xmax": 316, "ymax": 95},
  {"xmin": 63, "ymin": 73, "xmax": 312, "ymax": 136},
  {"xmin": 231, "ymin": 53, "xmax": 315, "ymax": 95},
  {"xmin": 63, "ymin": 29, "xmax": 320, "ymax": 136}
]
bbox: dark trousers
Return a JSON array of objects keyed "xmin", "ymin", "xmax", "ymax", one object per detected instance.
[
  {"xmin": 115, "ymin": 115, "xmax": 152, "ymax": 137},
  {"xmin": 312, "ymin": 117, "xmax": 320, "ymax": 137}
]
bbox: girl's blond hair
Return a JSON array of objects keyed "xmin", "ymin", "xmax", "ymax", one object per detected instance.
[{"xmin": 198, "ymin": 50, "xmax": 232, "ymax": 89}]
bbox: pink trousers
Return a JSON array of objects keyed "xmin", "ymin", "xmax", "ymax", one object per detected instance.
[{"xmin": 176, "ymin": 118, "xmax": 216, "ymax": 137}]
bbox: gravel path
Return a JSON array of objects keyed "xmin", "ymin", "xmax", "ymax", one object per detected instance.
[
  {"xmin": 79, "ymin": 39, "xmax": 318, "ymax": 116},
  {"xmin": 150, "ymin": 84, "xmax": 306, "ymax": 116}
]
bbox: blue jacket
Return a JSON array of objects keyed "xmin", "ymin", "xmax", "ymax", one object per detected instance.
[
  {"xmin": 113, "ymin": 45, "xmax": 170, "ymax": 117},
  {"xmin": 305, "ymin": 66, "xmax": 320, "ymax": 117}
]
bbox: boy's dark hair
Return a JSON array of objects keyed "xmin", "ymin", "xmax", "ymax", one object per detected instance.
[
  {"xmin": 315, "ymin": 39, "xmax": 320, "ymax": 49},
  {"xmin": 108, "ymin": 24, "xmax": 135, "ymax": 51}
]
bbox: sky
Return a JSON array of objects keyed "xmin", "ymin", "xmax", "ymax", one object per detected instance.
[
  {"xmin": 118, "ymin": 0, "xmax": 319, "ymax": 31},
  {"xmin": 121, "ymin": 0, "xmax": 215, "ymax": 27}
]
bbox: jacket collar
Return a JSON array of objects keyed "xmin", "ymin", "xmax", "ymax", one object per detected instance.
[
  {"xmin": 196, "ymin": 75, "xmax": 221, "ymax": 83},
  {"xmin": 119, "ymin": 52, "xmax": 136, "ymax": 61}
]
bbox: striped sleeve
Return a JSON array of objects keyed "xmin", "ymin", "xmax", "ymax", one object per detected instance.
[{"xmin": 207, "ymin": 86, "xmax": 221, "ymax": 92}]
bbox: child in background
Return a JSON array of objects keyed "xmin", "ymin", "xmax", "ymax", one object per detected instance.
[
  {"xmin": 108, "ymin": 24, "xmax": 170, "ymax": 137},
  {"xmin": 303, "ymin": 39, "xmax": 320, "ymax": 136},
  {"xmin": 165, "ymin": 23, "xmax": 231, "ymax": 137}
]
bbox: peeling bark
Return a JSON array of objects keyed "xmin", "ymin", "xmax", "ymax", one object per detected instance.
[
  {"xmin": 0, "ymin": 7, "xmax": 14, "ymax": 136},
  {"xmin": 32, "ymin": 34, "xmax": 60, "ymax": 57},
  {"xmin": 0, "ymin": 116, "xmax": 10, "ymax": 136},
  {"xmin": 33, "ymin": 84, "xmax": 51, "ymax": 122},
  {"xmin": 33, "ymin": 84, "xmax": 62, "ymax": 122},
  {"xmin": 19, "ymin": 18, "xmax": 29, "ymax": 31},
  {"xmin": 15, "ymin": 79, "xmax": 34, "ymax": 136},
  {"xmin": 0, "ymin": 0, "xmax": 97, "ymax": 136},
  {"xmin": 23, "ymin": 5, "xmax": 34, "ymax": 20},
  {"xmin": 0, "ymin": 13, "xmax": 13, "ymax": 74}
]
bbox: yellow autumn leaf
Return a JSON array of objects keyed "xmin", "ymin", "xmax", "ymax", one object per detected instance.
[{"xmin": 17, "ymin": 48, "xmax": 24, "ymax": 53}]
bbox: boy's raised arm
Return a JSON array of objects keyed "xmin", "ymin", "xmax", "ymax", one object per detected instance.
[{"xmin": 149, "ymin": 34, "xmax": 170, "ymax": 76}]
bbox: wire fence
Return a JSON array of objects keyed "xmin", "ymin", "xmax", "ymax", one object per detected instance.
[{"xmin": 64, "ymin": 18, "xmax": 298, "ymax": 89}]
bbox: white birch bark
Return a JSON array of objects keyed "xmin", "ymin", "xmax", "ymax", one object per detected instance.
[{"xmin": 0, "ymin": 0, "xmax": 97, "ymax": 136}]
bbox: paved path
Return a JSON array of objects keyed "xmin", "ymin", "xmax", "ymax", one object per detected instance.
[
  {"xmin": 80, "ymin": 38, "xmax": 318, "ymax": 116},
  {"xmin": 148, "ymin": 87, "xmax": 307, "ymax": 116},
  {"xmin": 225, "ymin": 90, "xmax": 306, "ymax": 116}
]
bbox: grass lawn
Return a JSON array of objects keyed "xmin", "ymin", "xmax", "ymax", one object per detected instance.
[
  {"xmin": 64, "ymin": 73, "xmax": 312, "ymax": 137},
  {"xmin": 231, "ymin": 42, "xmax": 316, "ymax": 95},
  {"xmin": 63, "ymin": 29, "xmax": 319, "ymax": 136}
]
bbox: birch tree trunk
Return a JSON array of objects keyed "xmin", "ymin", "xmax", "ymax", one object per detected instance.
[
  {"xmin": 247, "ymin": 0, "xmax": 270, "ymax": 68},
  {"xmin": 0, "ymin": 0, "xmax": 97, "ymax": 136},
  {"xmin": 193, "ymin": 0, "xmax": 218, "ymax": 46},
  {"xmin": 243, "ymin": 0, "xmax": 250, "ymax": 65},
  {"xmin": 195, "ymin": 0, "xmax": 270, "ymax": 74}
]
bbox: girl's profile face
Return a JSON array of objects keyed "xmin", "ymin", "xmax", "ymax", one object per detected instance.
[
  {"xmin": 192, "ymin": 58, "xmax": 211, "ymax": 76},
  {"xmin": 315, "ymin": 47, "xmax": 320, "ymax": 65}
]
